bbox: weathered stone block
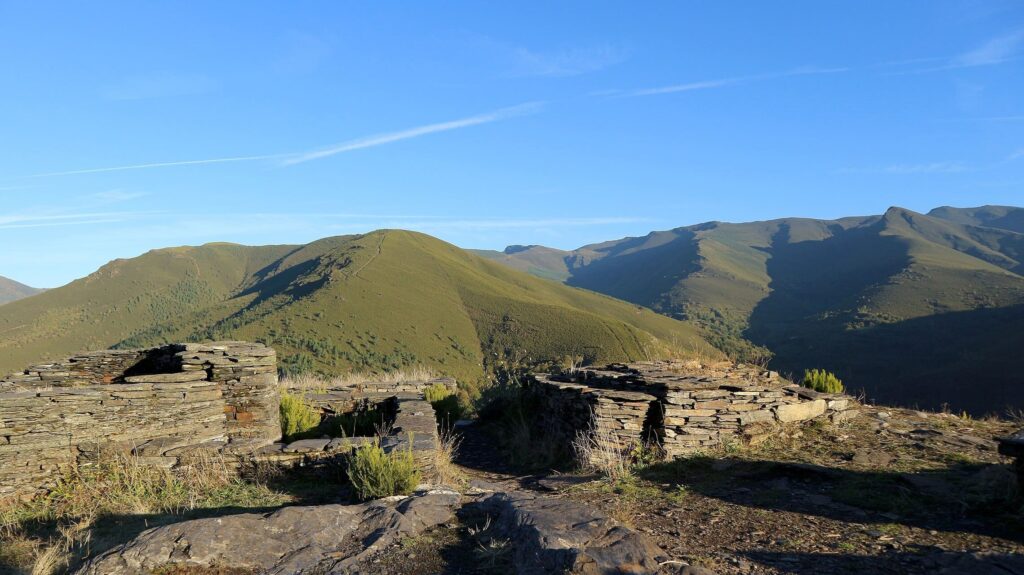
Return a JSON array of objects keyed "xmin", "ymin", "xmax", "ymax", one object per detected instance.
[{"xmin": 776, "ymin": 399, "xmax": 827, "ymax": 423}]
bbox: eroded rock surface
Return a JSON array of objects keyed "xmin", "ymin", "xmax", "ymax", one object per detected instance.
[
  {"xmin": 477, "ymin": 491, "xmax": 670, "ymax": 575},
  {"xmin": 77, "ymin": 487, "xmax": 460, "ymax": 575}
]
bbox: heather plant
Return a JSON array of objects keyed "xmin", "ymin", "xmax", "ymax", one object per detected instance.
[
  {"xmin": 279, "ymin": 391, "xmax": 321, "ymax": 441},
  {"xmin": 346, "ymin": 440, "xmax": 420, "ymax": 501},
  {"xmin": 424, "ymin": 383, "xmax": 464, "ymax": 427},
  {"xmin": 802, "ymin": 369, "xmax": 844, "ymax": 394}
]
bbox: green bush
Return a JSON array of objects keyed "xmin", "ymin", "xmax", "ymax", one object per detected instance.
[
  {"xmin": 280, "ymin": 391, "xmax": 322, "ymax": 441},
  {"xmin": 424, "ymin": 383, "xmax": 464, "ymax": 426},
  {"xmin": 330, "ymin": 406, "xmax": 385, "ymax": 437},
  {"xmin": 802, "ymin": 369, "xmax": 844, "ymax": 394},
  {"xmin": 346, "ymin": 440, "xmax": 420, "ymax": 501}
]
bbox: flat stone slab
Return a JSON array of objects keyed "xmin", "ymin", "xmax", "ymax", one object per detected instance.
[
  {"xmin": 327, "ymin": 436, "xmax": 375, "ymax": 451},
  {"xmin": 284, "ymin": 438, "xmax": 331, "ymax": 453},
  {"xmin": 123, "ymin": 371, "xmax": 209, "ymax": 384}
]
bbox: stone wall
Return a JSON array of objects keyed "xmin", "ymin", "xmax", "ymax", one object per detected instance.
[
  {"xmin": 255, "ymin": 379, "xmax": 456, "ymax": 479},
  {"xmin": 533, "ymin": 361, "xmax": 859, "ymax": 464},
  {"xmin": 532, "ymin": 379, "xmax": 657, "ymax": 465},
  {"xmin": 0, "ymin": 342, "xmax": 278, "ymax": 499}
]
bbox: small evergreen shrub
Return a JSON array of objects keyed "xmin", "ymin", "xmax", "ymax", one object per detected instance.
[
  {"xmin": 346, "ymin": 440, "xmax": 420, "ymax": 501},
  {"xmin": 424, "ymin": 383, "xmax": 464, "ymax": 426},
  {"xmin": 279, "ymin": 391, "xmax": 321, "ymax": 441},
  {"xmin": 802, "ymin": 369, "xmax": 844, "ymax": 394}
]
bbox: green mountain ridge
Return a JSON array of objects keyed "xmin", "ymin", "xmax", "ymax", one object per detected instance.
[
  {"xmin": 479, "ymin": 205, "xmax": 1024, "ymax": 413},
  {"xmin": 0, "ymin": 230, "xmax": 713, "ymax": 394},
  {"xmin": 0, "ymin": 276, "xmax": 45, "ymax": 305}
]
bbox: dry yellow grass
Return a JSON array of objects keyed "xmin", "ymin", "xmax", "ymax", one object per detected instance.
[
  {"xmin": 0, "ymin": 449, "xmax": 288, "ymax": 574},
  {"xmin": 280, "ymin": 366, "xmax": 440, "ymax": 392}
]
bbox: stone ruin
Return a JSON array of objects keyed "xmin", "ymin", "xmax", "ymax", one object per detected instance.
[
  {"xmin": 533, "ymin": 360, "xmax": 859, "ymax": 464},
  {"xmin": 0, "ymin": 341, "xmax": 455, "ymax": 500},
  {"xmin": 1, "ymin": 341, "xmax": 856, "ymax": 501},
  {"xmin": 251, "ymin": 376, "xmax": 457, "ymax": 477}
]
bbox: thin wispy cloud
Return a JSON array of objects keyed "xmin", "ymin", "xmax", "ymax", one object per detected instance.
[
  {"xmin": 618, "ymin": 66, "xmax": 849, "ymax": 98},
  {"xmin": 1010, "ymin": 149, "xmax": 1024, "ymax": 161},
  {"xmin": 280, "ymin": 102, "xmax": 544, "ymax": 166},
  {"xmin": 511, "ymin": 44, "xmax": 626, "ymax": 77},
  {"xmin": 18, "ymin": 103, "xmax": 544, "ymax": 178},
  {"xmin": 0, "ymin": 211, "xmax": 156, "ymax": 230},
  {"xmin": 952, "ymin": 30, "xmax": 1024, "ymax": 67},
  {"xmin": 91, "ymin": 190, "xmax": 150, "ymax": 202},
  {"xmin": 892, "ymin": 30, "xmax": 1024, "ymax": 74},
  {"xmin": 883, "ymin": 162, "xmax": 970, "ymax": 174},
  {"xmin": 25, "ymin": 154, "xmax": 285, "ymax": 178}
]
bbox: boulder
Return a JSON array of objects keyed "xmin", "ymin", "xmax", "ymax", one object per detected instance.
[
  {"xmin": 775, "ymin": 399, "xmax": 827, "ymax": 423},
  {"xmin": 478, "ymin": 491, "xmax": 667, "ymax": 574}
]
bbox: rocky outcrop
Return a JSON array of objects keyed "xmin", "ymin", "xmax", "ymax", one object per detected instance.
[
  {"xmin": 77, "ymin": 486, "xmax": 461, "ymax": 575},
  {"xmin": 477, "ymin": 491, "xmax": 669, "ymax": 574}
]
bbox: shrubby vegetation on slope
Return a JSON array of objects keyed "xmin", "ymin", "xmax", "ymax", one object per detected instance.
[
  {"xmin": 0, "ymin": 231, "xmax": 713, "ymax": 395},
  {"xmin": 484, "ymin": 206, "xmax": 1024, "ymax": 413}
]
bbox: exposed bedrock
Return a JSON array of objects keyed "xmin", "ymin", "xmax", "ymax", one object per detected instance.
[{"xmin": 76, "ymin": 486, "xmax": 462, "ymax": 575}]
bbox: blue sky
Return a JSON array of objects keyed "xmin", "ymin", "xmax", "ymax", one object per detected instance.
[{"xmin": 1, "ymin": 1, "xmax": 1022, "ymax": 287}]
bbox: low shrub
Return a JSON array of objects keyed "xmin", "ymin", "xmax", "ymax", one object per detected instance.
[
  {"xmin": 802, "ymin": 369, "xmax": 844, "ymax": 394},
  {"xmin": 329, "ymin": 406, "xmax": 386, "ymax": 438},
  {"xmin": 424, "ymin": 383, "xmax": 464, "ymax": 427},
  {"xmin": 279, "ymin": 391, "xmax": 321, "ymax": 441},
  {"xmin": 346, "ymin": 441, "xmax": 420, "ymax": 501}
]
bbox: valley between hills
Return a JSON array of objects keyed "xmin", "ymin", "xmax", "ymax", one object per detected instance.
[{"xmin": 2, "ymin": 205, "xmax": 1022, "ymax": 414}]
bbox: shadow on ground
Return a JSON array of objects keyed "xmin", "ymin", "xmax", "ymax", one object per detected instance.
[
  {"xmin": 0, "ymin": 473, "xmax": 350, "ymax": 575},
  {"xmin": 743, "ymin": 549, "xmax": 1024, "ymax": 575},
  {"xmin": 638, "ymin": 455, "xmax": 1024, "ymax": 543}
]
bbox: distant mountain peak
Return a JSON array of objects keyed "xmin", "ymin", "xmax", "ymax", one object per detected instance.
[{"xmin": 0, "ymin": 276, "xmax": 44, "ymax": 305}]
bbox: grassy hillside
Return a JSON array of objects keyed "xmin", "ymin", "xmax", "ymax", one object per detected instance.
[
  {"xmin": 487, "ymin": 206, "xmax": 1024, "ymax": 413},
  {"xmin": 929, "ymin": 205, "xmax": 1024, "ymax": 234},
  {"xmin": 0, "ymin": 231, "xmax": 713, "ymax": 393},
  {"xmin": 0, "ymin": 276, "xmax": 44, "ymax": 305},
  {"xmin": 470, "ymin": 246, "xmax": 572, "ymax": 281}
]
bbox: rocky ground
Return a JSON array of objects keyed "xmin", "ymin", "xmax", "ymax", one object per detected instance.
[
  {"xmin": 43, "ymin": 404, "xmax": 1024, "ymax": 574},
  {"xmin": 360, "ymin": 405, "xmax": 1024, "ymax": 574}
]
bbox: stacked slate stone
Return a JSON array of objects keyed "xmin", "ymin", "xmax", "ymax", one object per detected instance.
[
  {"xmin": 288, "ymin": 377, "xmax": 458, "ymax": 416},
  {"xmin": 533, "ymin": 361, "xmax": 860, "ymax": 461},
  {"xmin": 247, "ymin": 391, "xmax": 446, "ymax": 482},
  {"xmin": 0, "ymin": 376, "xmax": 226, "ymax": 499},
  {"xmin": 177, "ymin": 342, "xmax": 280, "ymax": 447},
  {"xmin": 531, "ymin": 376, "xmax": 657, "ymax": 467},
  {"xmin": 351, "ymin": 377, "xmax": 457, "ymax": 395},
  {"xmin": 0, "ymin": 349, "xmax": 151, "ymax": 388},
  {"xmin": 0, "ymin": 341, "xmax": 281, "ymax": 500},
  {"xmin": 383, "ymin": 394, "xmax": 440, "ymax": 477}
]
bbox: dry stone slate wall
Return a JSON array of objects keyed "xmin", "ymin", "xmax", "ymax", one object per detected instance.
[
  {"xmin": 254, "ymin": 378, "xmax": 457, "ymax": 477},
  {"xmin": 0, "ymin": 342, "xmax": 279, "ymax": 500},
  {"xmin": 533, "ymin": 361, "xmax": 859, "ymax": 464}
]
